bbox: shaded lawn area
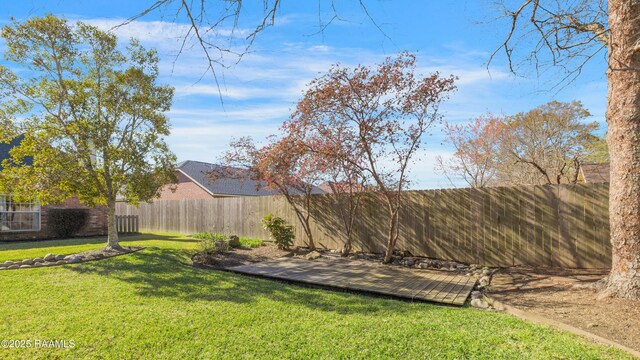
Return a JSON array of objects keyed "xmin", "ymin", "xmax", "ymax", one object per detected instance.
[{"xmin": 0, "ymin": 234, "xmax": 631, "ymax": 359}]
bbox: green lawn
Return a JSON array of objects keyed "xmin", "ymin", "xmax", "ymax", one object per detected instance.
[{"xmin": 0, "ymin": 234, "xmax": 631, "ymax": 359}]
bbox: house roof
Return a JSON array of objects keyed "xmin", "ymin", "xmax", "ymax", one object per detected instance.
[
  {"xmin": 176, "ymin": 160, "xmax": 325, "ymax": 197},
  {"xmin": 0, "ymin": 135, "xmax": 32, "ymax": 171},
  {"xmin": 579, "ymin": 162, "xmax": 610, "ymax": 183},
  {"xmin": 318, "ymin": 181, "xmax": 368, "ymax": 194}
]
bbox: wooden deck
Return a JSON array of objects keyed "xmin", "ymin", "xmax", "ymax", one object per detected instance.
[{"xmin": 228, "ymin": 257, "xmax": 476, "ymax": 306}]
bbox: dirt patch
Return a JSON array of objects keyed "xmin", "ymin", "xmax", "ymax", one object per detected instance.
[
  {"xmin": 192, "ymin": 245, "xmax": 299, "ymax": 269},
  {"xmin": 73, "ymin": 246, "xmax": 144, "ymax": 261},
  {"xmin": 488, "ymin": 266, "xmax": 640, "ymax": 352}
]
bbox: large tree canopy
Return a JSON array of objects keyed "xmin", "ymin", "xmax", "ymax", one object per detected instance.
[{"xmin": 0, "ymin": 15, "xmax": 176, "ymax": 249}]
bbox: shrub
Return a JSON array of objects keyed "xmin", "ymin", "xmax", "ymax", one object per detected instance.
[
  {"xmin": 199, "ymin": 238, "xmax": 230, "ymax": 255},
  {"xmin": 191, "ymin": 232, "xmax": 240, "ymax": 249},
  {"xmin": 240, "ymin": 237, "xmax": 264, "ymax": 248},
  {"xmin": 262, "ymin": 214, "xmax": 295, "ymax": 250},
  {"xmin": 48, "ymin": 208, "xmax": 89, "ymax": 238},
  {"xmin": 191, "ymin": 232, "xmax": 264, "ymax": 249}
]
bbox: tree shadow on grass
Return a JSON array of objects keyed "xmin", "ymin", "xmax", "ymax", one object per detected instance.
[
  {"xmin": 0, "ymin": 233, "xmax": 202, "ymax": 254},
  {"xmin": 65, "ymin": 246, "xmax": 442, "ymax": 317}
]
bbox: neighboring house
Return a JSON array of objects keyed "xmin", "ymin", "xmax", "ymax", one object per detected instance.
[
  {"xmin": 157, "ymin": 160, "xmax": 325, "ymax": 200},
  {"xmin": 0, "ymin": 136, "xmax": 107, "ymax": 241},
  {"xmin": 318, "ymin": 181, "xmax": 369, "ymax": 194},
  {"xmin": 577, "ymin": 163, "xmax": 610, "ymax": 184}
]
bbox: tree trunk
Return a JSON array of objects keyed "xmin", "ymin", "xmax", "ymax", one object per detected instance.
[
  {"xmin": 105, "ymin": 200, "xmax": 123, "ymax": 251},
  {"xmin": 601, "ymin": 0, "xmax": 640, "ymax": 300},
  {"xmin": 305, "ymin": 222, "xmax": 316, "ymax": 250},
  {"xmin": 383, "ymin": 209, "xmax": 399, "ymax": 263},
  {"xmin": 341, "ymin": 234, "xmax": 352, "ymax": 257}
]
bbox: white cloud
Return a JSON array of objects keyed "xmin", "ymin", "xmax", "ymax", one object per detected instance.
[
  {"xmin": 80, "ymin": 18, "xmax": 246, "ymax": 46},
  {"xmin": 169, "ymin": 104, "xmax": 293, "ymax": 122}
]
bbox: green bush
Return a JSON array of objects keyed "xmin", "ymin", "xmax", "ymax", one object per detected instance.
[
  {"xmin": 261, "ymin": 214, "xmax": 295, "ymax": 250},
  {"xmin": 199, "ymin": 238, "xmax": 230, "ymax": 255},
  {"xmin": 48, "ymin": 208, "xmax": 89, "ymax": 238},
  {"xmin": 240, "ymin": 237, "xmax": 264, "ymax": 248},
  {"xmin": 191, "ymin": 232, "xmax": 264, "ymax": 249}
]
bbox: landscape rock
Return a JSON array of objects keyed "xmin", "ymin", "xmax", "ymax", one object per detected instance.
[
  {"xmin": 482, "ymin": 268, "xmax": 492, "ymax": 276},
  {"xmin": 21, "ymin": 259, "xmax": 34, "ymax": 265},
  {"xmin": 305, "ymin": 251, "xmax": 322, "ymax": 260},
  {"xmin": 3, "ymin": 260, "xmax": 14, "ymax": 266},
  {"xmin": 479, "ymin": 276, "xmax": 491, "ymax": 287},
  {"xmin": 228, "ymin": 235, "xmax": 241, "ymax": 248},
  {"xmin": 43, "ymin": 261, "xmax": 55, "ymax": 266},
  {"xmin": 55, "ymin": 255, "xmax": 66, "ymax": 261},
  {"xmin": 19, "ymin": 265, "xmax": 32, "ymax": 269},
  {"xmin": 64, "ymin": 255, "xmax": 76, "ymax": 260},
  {"xmin": 67, "ymin": 257, "xmax": 82, "ymax": 264},
  {"xmin": 405, "ymin": 259, "xmax": 416, "ymax": 267},
  {"xmin": 44, "ymin": 253, "xmax": 56, "ymax": 262},
  {"xmin": 34, "ymin": 262, "xmax": 44, "ymax": 267},
  {"xmin": 471, "ymin": 291, "xmax": 483, "ymax": 300},
  {"xmin": 55, "ymin": 260, "xmax": 66, "ymax": 265},
  {"xmin": 33, "ymin": 258, "xmax": 44, "ymax": 263},
  {"xmin": 8, "ymin": 264, "xmax": 20, "ymax": 269},
  {"xmin": 0, "ymin": 266, "xmax": 6, "ymax": 270},
  {"xmin": 470, "ymin": 298, "xmax": 490, "ymax": 309}
]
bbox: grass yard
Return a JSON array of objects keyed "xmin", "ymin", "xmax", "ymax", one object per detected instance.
[{"xmin": 0, "ymin": 234, "xmax": 632, "ymax": 359}]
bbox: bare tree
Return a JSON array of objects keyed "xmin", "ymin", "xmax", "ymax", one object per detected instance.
[
  {"xmin": 436, "ymin": 114, "xmax": 505, "ymax": 188},
  {"xmin": 489, "ymin": 0, "xmax": 640, "ymax": 300}
]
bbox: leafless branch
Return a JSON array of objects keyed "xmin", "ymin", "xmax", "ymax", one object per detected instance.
[
  {"xmin": 118, "ymin": 1, "xmax": 387, "ymax": 103},
  {"xmin": 488, "ymin": 0, "xmax": 609, "ymax": 88}
]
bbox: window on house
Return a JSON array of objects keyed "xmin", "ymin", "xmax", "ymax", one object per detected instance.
[{"xmin": 0, "ymin": 195, "xmax": 41, "ymax": 232}]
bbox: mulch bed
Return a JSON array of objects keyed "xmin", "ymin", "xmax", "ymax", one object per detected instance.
[
  {"xmin": 192, "ymin": 245, "xmax": 299, "ymax": 269},
  {"xmin": 73, "ymin": 246, "xmax": 144, "ymax": 261},
  {"xmin": 487, "ymin": 266, "xmax": 640, "ymax": 352}
]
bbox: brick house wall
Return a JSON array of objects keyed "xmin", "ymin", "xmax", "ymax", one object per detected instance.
[
  {"xmin": 157, "ymin": 171, "xmax": 219, "ymax": 200},
  {"xmin": 0, "ymin": 197, "xmax": 108, "ymax": 241}
]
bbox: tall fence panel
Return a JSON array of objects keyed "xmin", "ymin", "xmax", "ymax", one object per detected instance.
[{"xmin": 116, "ymin": 183, "xmax": 611, "ymax": 268}]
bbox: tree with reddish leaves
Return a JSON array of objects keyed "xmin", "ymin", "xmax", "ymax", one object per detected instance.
[
  {"xmin": 291, "ymin": 52, "xmax": 456, "ymax": 263},
  {"xmin": 222, "ymin": 135, "xmax": 322, "ymax": 250},
  {"xmin": 436, "ymin": 114, "xmax": 505, "ymax": 188},
  {"xmin": 282, "ymin": 116, "xmax": 369, "ymax": 256}
]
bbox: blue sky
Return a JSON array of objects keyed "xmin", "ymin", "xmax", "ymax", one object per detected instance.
[{"xmin": 0, "ymin": 1, "xmax": 608, "ymax": 189}]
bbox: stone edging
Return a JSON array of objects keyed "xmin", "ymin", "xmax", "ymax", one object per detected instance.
[
  {"xmin": 486, "ymin": 296, "xmax": 640, "ymax": 358},
  {"xmin": 0, "ymin": 247, "xmax": 144, "ymax": 271}
]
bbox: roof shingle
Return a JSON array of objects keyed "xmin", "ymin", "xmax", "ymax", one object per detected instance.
[{"xmin": 177, "ymin": 160, "xmax": 325, "ymax": 197}]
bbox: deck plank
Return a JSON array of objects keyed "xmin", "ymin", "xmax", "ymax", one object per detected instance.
[{"xmin": 228, "ymin": 257, "xmax": 477, "ymax": 306}]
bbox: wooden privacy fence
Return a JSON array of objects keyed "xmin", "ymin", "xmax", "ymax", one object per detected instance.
[
  {"xmin": 116, "ymin": 183, "xmax": 611, "ymax": 268},
  {"xmin": 115, "ymin": 215, "xmax": 139, "ymax": 234}
]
